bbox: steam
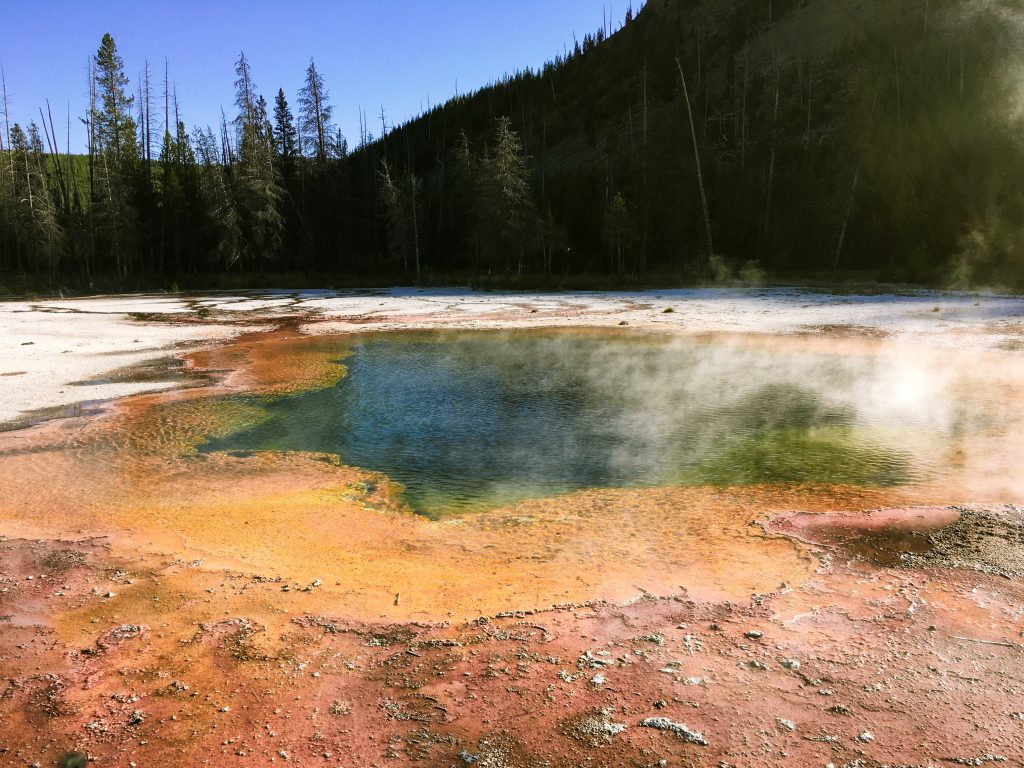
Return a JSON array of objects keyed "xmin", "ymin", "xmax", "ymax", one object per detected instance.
[{"xmin": 204, "ymin": 329, "xmax": 1001, "ymax": 515}]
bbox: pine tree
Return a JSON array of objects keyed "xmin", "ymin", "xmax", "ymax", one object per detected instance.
[
  {"xmin": 8, "ymin": 123, "xmax": 62, "ymax": 278},
  {"xmin": 331, "ymin": 127, "xmax": 347, "ymax": 159},
  {"xmin": 8, "ymin": 124, "xmax": 32, "ymax": 269},
  {"xmin": 272, "ymin": 89, "xmax": 298, "ymax": 160},
  {"xmin": 474, "ymin": 117, "xmax": 536, "ymax": 274},
  {"xmin": 298, "ymin": 58, "xmax": 334, "ymax": 162},
  {"xmin": 448, "ymin": 130, "xmax": 476, "ymax": 245},
  {"xmin": 379, "ymin": 160, "xmax": 423, "ymax": 280},
  {"xmin": 604, "ymin": 193, "xmax": 633, "ymax": 275},
  {"xmin": 379, "ymin": 160, "xmax": 408, "ymax": 272},
  {"xmin": 93, "ymin": 34, "xmax": 136, "ymax": 159},
  {"xmin": 539, "ymin": 205, "xmax": 568, "ymax": 276},
  {"xmin": 232, "ymin": 56, "xmax": 284, "ymax": 267},
  {"xmin": 27, "ymin": 122, "xmax": 63, "ymax": 278},
  {"xmin": 91, "ymin": 33, "xmax": 139, "ymax": 277},
  {"xmin": 195, "ymin": 126, "xmax": 242, "ymax": 268},
  {"xmin": 232, "ymin": 52, "xmax": 258, "ymax": 139},
  {"xmin": 158, "ymin": 118, "xmax": 200, "ymax": 275}
]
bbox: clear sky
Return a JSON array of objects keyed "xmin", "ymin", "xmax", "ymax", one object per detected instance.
[{"xmin": 1, "ymin": 0, "xmax": 633, "ymax": 153}]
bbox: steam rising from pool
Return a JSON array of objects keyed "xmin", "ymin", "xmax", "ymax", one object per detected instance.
[{"xmin": 198, "ymin": 330, "xmax": 988, "ymax": 517}]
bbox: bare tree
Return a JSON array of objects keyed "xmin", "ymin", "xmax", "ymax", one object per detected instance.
[
  {"xmin": 1, "ymin": 64, "xmax": 14, "ymax": 188},
  {"xmin": 675, "ymin": 57, "xmax": 714, "ymax": 264},
  {"xmin": 761, "ymin": 64, "xmax": 780, "ymax": 256}
]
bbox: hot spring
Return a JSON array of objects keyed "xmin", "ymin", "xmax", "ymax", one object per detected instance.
[{"xmin": 196, "ymin": 329, "xmax": 994, "ymax": 516}]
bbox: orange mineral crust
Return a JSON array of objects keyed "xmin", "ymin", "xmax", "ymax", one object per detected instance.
[{"xmin": 3, "ymin": 513, "xmax": 1024, "ymax": 767}]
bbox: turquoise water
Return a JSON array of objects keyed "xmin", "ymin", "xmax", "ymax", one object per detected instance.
[{"xmin": 201, "ymin": 330, "xmax": 935, "ymax": 517}]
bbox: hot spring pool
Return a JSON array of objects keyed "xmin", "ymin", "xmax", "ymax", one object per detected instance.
[{"xmin": 199, "ymin": 330, "xmax": 982, "ymax": 516}]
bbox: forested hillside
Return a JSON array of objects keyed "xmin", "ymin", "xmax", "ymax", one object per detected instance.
[{"xmin": 2, "ymin": 0, "xmax": 1024, "ymax": 291}]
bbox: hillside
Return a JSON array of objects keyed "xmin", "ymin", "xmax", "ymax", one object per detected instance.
[{"xmin": 348, "ymin": 0, "xmax": 1024, "ymax": 286}]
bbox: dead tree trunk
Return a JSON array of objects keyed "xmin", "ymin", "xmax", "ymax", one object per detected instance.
[
  {"xmin": 1, "ymin": 65, "xmax": 14, "ymax": 189},
  {"xmin": 409, "ymin": 174, "xmax": 421, "ymax": 283},
  {"xmin": 833, "ymin": 166, "xmax": 860, "ymax": 272},
  {"xmin": 761, "ymin": 66, "xmax": 780, "ymax": 257},
  {"xmin": 676, "ymin": 57, "xmax": 714, "ymax": 265}
]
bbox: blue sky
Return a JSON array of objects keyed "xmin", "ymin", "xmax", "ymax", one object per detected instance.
[{"xmin": 2, "ymin": 1, "xmax": 634, "ymax": 153}]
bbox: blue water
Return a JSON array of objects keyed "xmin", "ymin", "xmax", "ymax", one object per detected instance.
[{"xmin": 202, "ymin": 331, "xmax": 919, "ymax": 516}]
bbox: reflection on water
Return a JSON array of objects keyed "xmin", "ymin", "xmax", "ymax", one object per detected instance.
[{"xmin": 200, "ymin": 330, "xmax": 985, "ymax": 516}]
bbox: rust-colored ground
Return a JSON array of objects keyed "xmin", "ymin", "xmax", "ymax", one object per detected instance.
[
  {"xmin": 4, "ymin": 516, "xmax": 1024, "ymax": 767},
  {"xmin": 1, "ymin": 326, "xmax": 1023, "ymax": 767}
]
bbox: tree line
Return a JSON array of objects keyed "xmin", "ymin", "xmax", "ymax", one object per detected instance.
[
  {"xmin": 2, "ymin": 0, "xmax": 1024, "ymax": 291},
  {"xmin": 0, "ymin": 34, "xmax": 358, "ymax": 286}
]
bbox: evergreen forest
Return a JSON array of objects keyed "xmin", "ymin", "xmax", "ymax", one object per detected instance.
[{"xmin": 2, "ymin": 0, "xmax": 1024, "ymax": 292}]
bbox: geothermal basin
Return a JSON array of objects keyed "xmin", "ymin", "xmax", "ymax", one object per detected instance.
[{"xmin": 1, "ymin": 288, "xmax": 1024, "ymax": 767}]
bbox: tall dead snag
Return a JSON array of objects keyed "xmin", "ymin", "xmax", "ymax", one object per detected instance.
[
  {"xmin": 833, "ymin": 167, "xmax": 860, "ymax": 272},
  {"xmin": 1, "ymin": 64, "xmax": 14, "ymax": 186},
  {"xmin": 804, "ymin": 65, "xmax": 813, "ymax": 151},
  {"xmin": 40, "ymin": 101, "xmax": 70, "ymax": 214},
  {"xmin": 834, "ymin": 86, "xmax": 878, "ymax": 272},
  {"xmin": 741, "ymin": 44, "xmax": 749, "ymax": 169},
  {"xmin": 762, "ymin": 64, "xmax": 780, "ymax": 257},
  {"xmin": 143, "ymin": 59, "xmax": 153, "ymax": 164},
  {"xmin": 675, "ymin": 57, "xmax": 714, "ymax": 265}
]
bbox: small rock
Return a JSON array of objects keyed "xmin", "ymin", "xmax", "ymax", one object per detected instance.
[
  {"xmin": 946, "ymin": 756, "xmax": 1008, "ymax": 766},
  {"xmin": 329, "ymin": 700, "xmax": 351, "ymax": 716},
  {"xmin": 111, "ymin": 624, "xmax": 143, "ymax": 640},
  {"xmin": 744, "ymin": 630, "xmax": 764, "ymax": 639},
  {"xmin": 590, "ymin": 673, "xmax": 607, "ymax": 687},
  {"xmin": 776, "ymin": 718, "xmax": 796, "ymax": 732},
  {"xmin": 640, "ymin": 717, "xmax": 709, "ymax": 746},
  {"xmin": 855, "ymin": 731, "xmax": 875, "ymax": 743},
  {"xmin": 579, "ymin": 649, "xmax": 614, "ymax": 668}
]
